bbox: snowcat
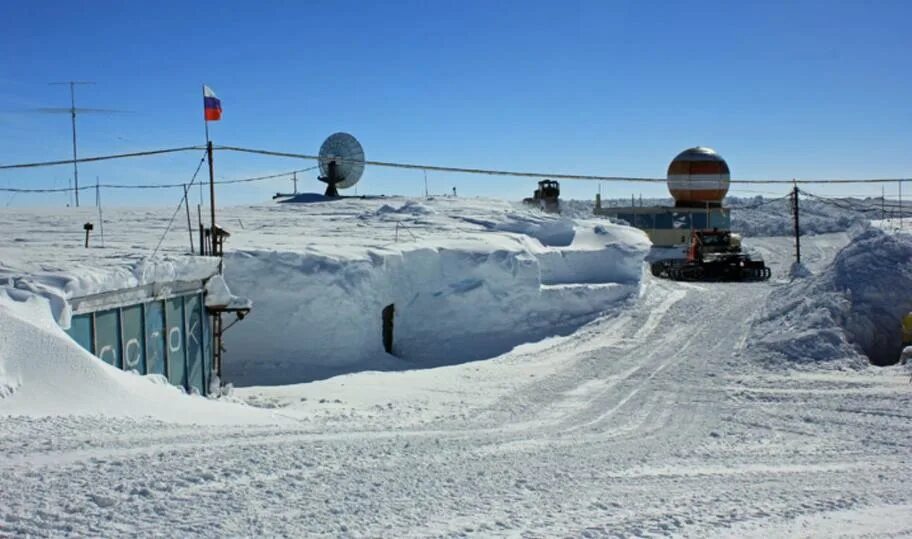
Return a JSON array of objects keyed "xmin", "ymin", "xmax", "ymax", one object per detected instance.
[
  {"xmin": 523, "ymin": 180, "xmax": 560, "ymax": 213},
  {"xmin": 651, "ymin": 229, "xmax": 771, "ymax": 282}
]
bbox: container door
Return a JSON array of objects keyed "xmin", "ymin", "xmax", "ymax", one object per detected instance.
[
  {"xmin": 94, "ymin": 309, "xmax": 122, "ymax": 368},
  {"xmin": 121, "ymin": 304, "xmax": 146, "ymax": 374},
  {"xmin": 66, "ymin": 313, "xmax": 94, "ymax": 353},
  {"xmin": 165, "ymin": 298, "xmax": 187, "ymax": 390},
  {"xmin": 145, "ymin": 301, "xmax": 167, "ymax": 377},
  {"xmin": 202, "ymin": 303, "xmax": 212, "ymax": 393},
  {"xmin": 184, "ymin": 295, "xmax": 205, "ymax": 395}
]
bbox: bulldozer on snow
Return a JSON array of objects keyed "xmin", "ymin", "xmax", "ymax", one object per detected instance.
[
  {"xmin": 651, "ymin": 229, "xmax": 771, "ymax": 282},
  {"xmin": 523, "ymin": 180, "xmax": 560, "ymax": 213}
]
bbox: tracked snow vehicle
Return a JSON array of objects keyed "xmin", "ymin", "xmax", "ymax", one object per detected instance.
[
  {"xmin": 651, "ymin": 229, "xmax": 771, "ymax": 282},
  {"xmin": 523, "ymin": 180, "xmax": 560, "ymax": 213}
]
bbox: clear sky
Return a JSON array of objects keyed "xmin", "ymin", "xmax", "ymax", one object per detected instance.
[{"xmin": 1, "ymin": 0, "xmax": 910, "ymax": 207}]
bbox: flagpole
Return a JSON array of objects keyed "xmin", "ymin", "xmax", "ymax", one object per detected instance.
[
  {"xmin": 202, "ymin": 84, "xmax": 210, "ymax": 145},
  {"xmin": 202, "ymin": 84, "xmax": 216, "ymax": 266},
  {"xmin": 201, "ymin": 84, "xmax": 209, "ymax": 220}
]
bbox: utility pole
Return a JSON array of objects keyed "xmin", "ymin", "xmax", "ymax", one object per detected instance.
[
  {"xmin": 292, "ymin": 171, "xmax": 298, "ymax": 194},
  {"xmin": 207, "ymin": 142, "xmax": 216, "ymax": 233},
  {"xmin": 792, "ymin": 183, "xmax": 801, "ymax": 264},
  {"xmin": 96, "ymin": 176, "xmax": 105, "ymax": 247}
]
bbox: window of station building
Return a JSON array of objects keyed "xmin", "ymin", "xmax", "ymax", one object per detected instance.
[{"xmin": 654, "ymin": 213, "xmax": 674, "ymax": 229}]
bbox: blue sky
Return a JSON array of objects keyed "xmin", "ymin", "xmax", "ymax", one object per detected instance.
[{"xmin": 1, "ymin": 0, "xmax": 910, "ymax": 207}]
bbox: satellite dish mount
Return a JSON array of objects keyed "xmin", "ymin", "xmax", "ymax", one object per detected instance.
[
  {"xmin": 319, "ymin": 159, "xmax": 343, "ymax": 197},
  {"xmin": 317, "ymin": 132, "xmax": 365, "ymax": 198}
]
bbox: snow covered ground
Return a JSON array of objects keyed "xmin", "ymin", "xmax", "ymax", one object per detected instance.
[{"xmin": 1, "ymin": 196, "xmax": 911, "ymax": 536}]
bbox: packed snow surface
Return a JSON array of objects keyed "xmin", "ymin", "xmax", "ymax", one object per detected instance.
[{"xmin": 0, "ymin": 196, "xmax": 911, "ymax": 536}]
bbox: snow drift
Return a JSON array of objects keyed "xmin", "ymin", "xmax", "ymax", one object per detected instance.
[
  {"xmin": 0, "ymin": 288, "xmax": 285, "ymax": 424},
  {"xmin": 222, "ymin": 199, "xmax": 649, "ymax": 385},
  {"xmin": 730, "ymin": 196, "xmax": 873, "ymax": 237},
  {"xmin": 750, "ymin": 225, "xmax": 912, "ymax": 367}
]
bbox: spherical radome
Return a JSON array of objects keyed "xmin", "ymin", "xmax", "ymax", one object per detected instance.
[
  {"xmin": 666, "ymin": 146, "xmax": 730, "ymax": 205},
  {"xmin": 318, "ymin": 132, "xmax": 365, "ymax": 189}
]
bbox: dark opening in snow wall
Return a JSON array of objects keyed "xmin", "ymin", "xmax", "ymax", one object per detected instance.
[
  {"xmin": 220, "ymin": 223, "xmax": 649, "ymax": 386},
  {"xmin": 750, "ymin": 225, "xmax": 912, "ymax": 367}
]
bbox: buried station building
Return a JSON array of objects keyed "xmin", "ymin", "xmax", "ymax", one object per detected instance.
[
  {"xmin": 4, "ymin": 224, "xmax": 248, "ymax": 397},
  {"xmin": 595, "ymin": 146, "xmax": 732, "ymax": 246}
]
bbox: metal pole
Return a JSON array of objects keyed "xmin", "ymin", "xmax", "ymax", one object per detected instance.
[
  {"xmin": 197, "ymin": 204, "xmax": 204, "ymax": 255},
  {"xmin": 69, "ymin": 82, "xmax": 80, "ymax": 207},
  {"xmin": 96, "ymin": 176, "xmax": 104, "ymax": 247},
  {"xmin": 882, "ymin": 185, "xmax": 886, "ymax": 222},
  {"xmin": 792, "ymin": 184, "xmax": 801, "ymax": 264},
  {"xmin": 183, "ymin": 184, "xmax": 195, "ymax": 253},
  {"xmin": 900, "ymin": 180, "xmax": 904, "ymax": 230},
  {"xmin": 202, "ymin": 84, "xmax": 210, "ymax": 145},
  {"xmin": 207, "ymin": 141, "xmax": 219, "ymax": 271},
  {"xmin": 50, "ymin": 81, "xmax": 96, "ymax": 207}
]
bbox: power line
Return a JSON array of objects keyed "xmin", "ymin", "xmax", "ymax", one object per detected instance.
[
  {"xmin": 214, "ymin": 145, "xmax": 911, "ymax": 185},
  {"xmin": 0, "ymin": 166, "xmax": 319, "ymax": 193},
  {"xmin": 151, "ymin": 153, "xmax": 208, "ymax": 258},
  {"xmin": 0, "ymin": 143, "xmax": 908, "ymax": 186},
  {"xmin": 0, "ymin": 146, "xmax": 205, "ymax": 170}
]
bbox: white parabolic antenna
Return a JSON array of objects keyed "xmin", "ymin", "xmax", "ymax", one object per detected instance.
[{"xmin": 318, "ymin": 132, "xmax": 365, "ymax": 196}]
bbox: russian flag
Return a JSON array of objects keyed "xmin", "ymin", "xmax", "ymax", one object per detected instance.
[{"xmin": 203, "ymin": 85, "xmax": 222, "ymax": 121}]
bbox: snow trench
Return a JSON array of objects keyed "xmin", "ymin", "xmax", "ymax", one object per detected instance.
[
  {"xmin": 751, "ymin": 226, "xmax": 912, "ymax": 367},
  {"xmin": 222, "ymin": 225, "xmax": 649, "ymax": 386}
]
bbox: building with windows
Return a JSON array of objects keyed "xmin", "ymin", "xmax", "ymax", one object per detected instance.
[{"xmin": 594, "ymin": 147, "xmax": 732, "ymax": 247}]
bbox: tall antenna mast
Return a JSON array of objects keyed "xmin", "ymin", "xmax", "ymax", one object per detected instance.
[
  {"xmin": 40, "ymin": 82, "xmax": 128, "ymax": 207},
  {"xmin": 48, "ymin": 81, "xmax": 94, "ymax": 207}
]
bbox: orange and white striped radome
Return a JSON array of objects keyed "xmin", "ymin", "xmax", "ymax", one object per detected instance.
[{"xmin": 667, "ymin": 146, "xmax": 730, "ymax": 206}]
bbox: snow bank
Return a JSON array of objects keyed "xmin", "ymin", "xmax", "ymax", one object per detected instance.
[
  {"xmin": 0, "ymin": 288, "xmax": 285, "ymax": 424},
  {"xmin": 0, "ymin": 256, "xmax": 219, "ymax": 327},
  {"xmin": 730, "ymin": 196, "xmax": 872, "ymax": 237},
  {"xmin": 750, "ymin": 226, "xmax": 912, "ymax": 367},
  {"xmin": 222, "ymin": 199, "xmax": 649, "ymax": 385}
]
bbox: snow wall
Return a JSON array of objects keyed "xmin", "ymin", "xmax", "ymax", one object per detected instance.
[
  {"xmin": 750, "ymin": 226, "xmax": 912, "ymax": 367},
  {"xmin": 222, "ymin": 218, "xmax": 649, "ymax": 385}
]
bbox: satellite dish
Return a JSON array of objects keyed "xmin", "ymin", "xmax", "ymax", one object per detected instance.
[{"xmin": 318, "ymin": 132, "xmax": 365, "ymax": 197}]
